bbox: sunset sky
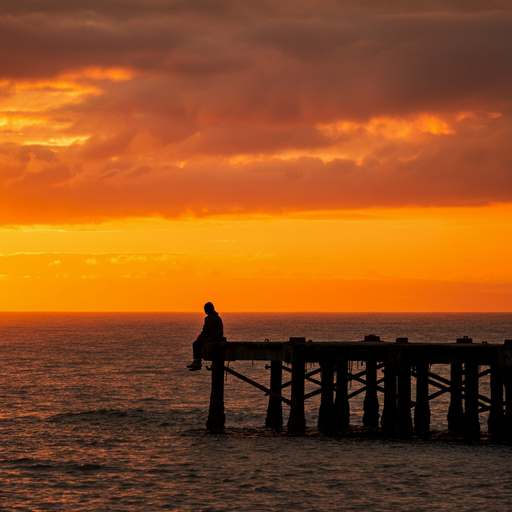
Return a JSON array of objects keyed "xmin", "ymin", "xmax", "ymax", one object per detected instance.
[{"xmin": 1, "ymin": 0, "xmax": 511, "ymax": 311}]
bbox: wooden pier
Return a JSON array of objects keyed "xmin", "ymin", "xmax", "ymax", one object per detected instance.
[{"xmin": 202, "ymin": 336, "xmax": 512, "ymax": 440}]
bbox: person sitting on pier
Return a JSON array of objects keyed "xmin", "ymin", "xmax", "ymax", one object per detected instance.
[{"xmin": 187, "ymin": 302, "xmax": 224, "ymax": 371}]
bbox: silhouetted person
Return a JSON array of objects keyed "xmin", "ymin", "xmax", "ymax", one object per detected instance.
[{"xmin": 187, "ymin": 302, "xmax": 223, "ymax": 371}]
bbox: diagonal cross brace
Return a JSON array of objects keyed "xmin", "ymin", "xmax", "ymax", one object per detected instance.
[{"xmin": 224, "ymin": 365, "xmax": 291, "ymax": 406}]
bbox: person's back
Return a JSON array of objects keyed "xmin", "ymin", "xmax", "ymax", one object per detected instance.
[
  {"xmin": 187, "ymin": 302, "xmax": 223, "ymax": 371},
  {"xmin": 197, "ymin": 310, "xmax": 223, "ymax": 342}
]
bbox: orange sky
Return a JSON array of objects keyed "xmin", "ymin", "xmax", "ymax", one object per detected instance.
[{"xmin": 1, "ymin": 0, "xmax": 512, "ymax": 311}]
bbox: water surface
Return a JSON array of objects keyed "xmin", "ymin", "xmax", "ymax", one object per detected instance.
[{"xmin": 1, "ymin": 312, "xmax": 512, "ymax": 510}]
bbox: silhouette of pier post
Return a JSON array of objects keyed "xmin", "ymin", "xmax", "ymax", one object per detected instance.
[
  {"xmin": 394, "ymin": 338, "xmax": 413, "ymax": 439},
  {"xmin": 265, "ymin": 360, "xmax": 283, "ymax": 428},
  {"xmin": 381, "ymin": 362, "xmax": 397, "ymax": 435},
  {"xmin": 287, "ymin": 338, "xmax": 306, "ymax": 433},
  {"xmin": 488, "ymin": 363, "xmax": 504, "ymax": 438},
  {"xmin": 362, "ymin": 335, "xmax": 380, "ymax": 427},
  {"xmin": 334, "ymin": 362, "xmax": 350, "ymax": 430},
  {"xmin": 414, "ymin": 362, "xmax": 431, "ymax": 437},
  {"xmin": 318, "ymin": 362, "xmax": 335, "ymax": 431},
  {"xmin": 502, "ymin": 340, "xmax": 512, "ymax": 441},
  {"xmin": 206, "ymin": 358, "xmax": 225, "ymax": 429},
  {"xmin": 447, "ymin": 337, "xmax": 468, "ymax": 434},
  {"xmin": 464, "ymin": 358, "xmax": 481, "ymax": 440}
]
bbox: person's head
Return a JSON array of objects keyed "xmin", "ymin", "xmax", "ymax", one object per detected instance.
[{"xmin": 204, "ymin": 302, "xmax": 215, "ymax": 314}]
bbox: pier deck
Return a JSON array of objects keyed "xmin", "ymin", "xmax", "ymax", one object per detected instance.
[{"xmin": 202, "ymin": 336, "xmax": 512, "ymax": 439}]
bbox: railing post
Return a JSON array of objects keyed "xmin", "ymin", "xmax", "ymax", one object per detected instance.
[
  {"xmin": 334, "ymin": 361, "xmax": 350, "ymax": 430},
  {"xmin": 206, "ymin": 358, "xmax": 225, "ymax": 430},
  {"xmin": 318, "ymin": 362, "xmax": 335, "ymax": 431},
  {"xmin": 265, "ymin": 360, "xmax": 283, "ymax": 429}
]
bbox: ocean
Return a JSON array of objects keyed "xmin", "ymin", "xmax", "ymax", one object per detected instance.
[{"xmin": 1, "ymin": 312, "xmax": 512, "ymax": 511}]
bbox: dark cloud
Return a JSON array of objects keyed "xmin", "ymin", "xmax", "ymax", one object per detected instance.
[{"xmin": 1, "ymin": 1, "xmax": 512, "ymax": 223}]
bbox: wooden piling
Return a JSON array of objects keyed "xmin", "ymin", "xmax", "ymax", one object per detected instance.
[
  {"xmin": 334, "ymin": 361, "xmax": 350, "ymax": 430},
  {"xmin": 381, "ymin": 363, "xmax": 397, "ymax": 434},
  {"xmin": 504, "ymin": 368, "xmax": 512, "ymax": 441},
  {"xmin": 363, "ymin": 360, "xmax": 380, "ymax": 427},
  {"xmin": 287, "ymin": 359, "xmax": 306, "ymax": 433},
  {"xmin": 447, "ymin": 337, "xmax": 470, "ymax": 434},
  {"xmin": 463, "ymin": 362, "xmax": 480, "ymax": 439},
  {"xmin": 503, "ymin": 341, "xmax": 512, "ymax": 441},
  {"xmin": 395, "ymin": 361, "xmax": 413, "ymax": 439},
  {"xmin": 318, "ymin": 362, "xmax": 335, "ymax": 431},
  {"xmin": 488, "ymin": 364, "xmax": 504, "ymax": 438},
  {"xmin": 414, "ymin": 362, "xmax": 430, "ymax": 437},
  {"xmin": 448, "ymin": 362, "xmax": 463, "ymax": 434},
  {"xmin": 265, "ymin": 360, "xmax": 283, "ymax": 429},
  {"xmin": 206, "ymin": 359, "xmax": 226, "ymax": 430}
]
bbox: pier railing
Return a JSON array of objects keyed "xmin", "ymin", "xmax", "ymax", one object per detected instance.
[{"xmin": 202, "ymin": 336, "xmax": 512, "ymax": 440}]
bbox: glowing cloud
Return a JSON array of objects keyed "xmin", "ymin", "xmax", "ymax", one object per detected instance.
[{"xmin": 0, "ymin": 2, "xmax": 511, "ymax": 224}]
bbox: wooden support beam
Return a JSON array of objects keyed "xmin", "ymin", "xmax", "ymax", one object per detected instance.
[
  {"xmin": 488, "ymin": 364, "xmax": 504, "ymax": 438},
  {"xmin": 363, "ymin": 360, "xmax": 380, "ymax": 427},
  {"xmin": 224, "ymin": 365, "xmax": 291, "ymax": 406},
  {"xmin": 414, "ymin": 363, "xmax": 430, "ymax": 437},
  {"xmin": 335, "ymin": 361, "xmax": 350, "ymax": 430},
  {"xmin": 348, "ymin": 372, "xmax": 386, "ymax": 394},
  {"xmin": 304, "ymin": 388, "xmax": 322, "ymax": 400},
  {"xmin": 348, "ymin": 364, "xmax": 385, "ymax": 383},
  {"xmin": 287, "ymin": 359, "xmax": 306, "ymax": 433},
  {"xmin": 282, "ymin": 367, "xmax": 321, "ymax": 388},
  {"xmin": 266, "ymin": 360, "xmax": 283, "ymax": 428},
  {"xmin": 206, "ymin": 359, "xmax": 225, "ymax": 430},
  {"xmin": 318, "ymin": 362, "xmax": 335, "ymax": 431}
]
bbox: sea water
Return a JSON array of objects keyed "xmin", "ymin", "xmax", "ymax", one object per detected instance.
[{"xmin": 1, "ymin": 312, "xmax": 512, "ymax": 511}]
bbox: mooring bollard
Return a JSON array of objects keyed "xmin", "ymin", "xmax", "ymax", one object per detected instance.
[
  {"xmin": 265, "ymin": 360, "xmax": 283, "ymax": 428},
  {"xmin": 334, "ymin": 361, "xmax": 350, "ymax": 430},
  {"xmin": 318, "ymin": 362, "xmax": 335, "ymax": 431},
  {"xmin": 206, "ymin": 358, "xmax": 226, "ymax": 430}
]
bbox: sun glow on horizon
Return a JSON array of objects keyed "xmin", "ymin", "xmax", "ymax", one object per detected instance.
[{"xmin": 1, "ymin": 204, "xmax": 511, "ymax": 312}]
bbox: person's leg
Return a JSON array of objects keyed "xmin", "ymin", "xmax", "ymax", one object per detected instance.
[
  {"xmin": 193, "ymin": 339, "xmax": 202, "ymax": 360},
  {"xmin": 187, "ymin": 340, "xmax": 202, "ymax": 370}
]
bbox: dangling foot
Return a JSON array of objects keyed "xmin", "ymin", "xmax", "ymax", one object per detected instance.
[{"xmin": 187, "ymin": 360, "xmax": 202, "ymax": 371}]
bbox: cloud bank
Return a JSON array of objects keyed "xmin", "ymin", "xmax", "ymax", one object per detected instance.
[{"xmin": 1, "ymin": 0, "xmax": 512, "ymax": 224}]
